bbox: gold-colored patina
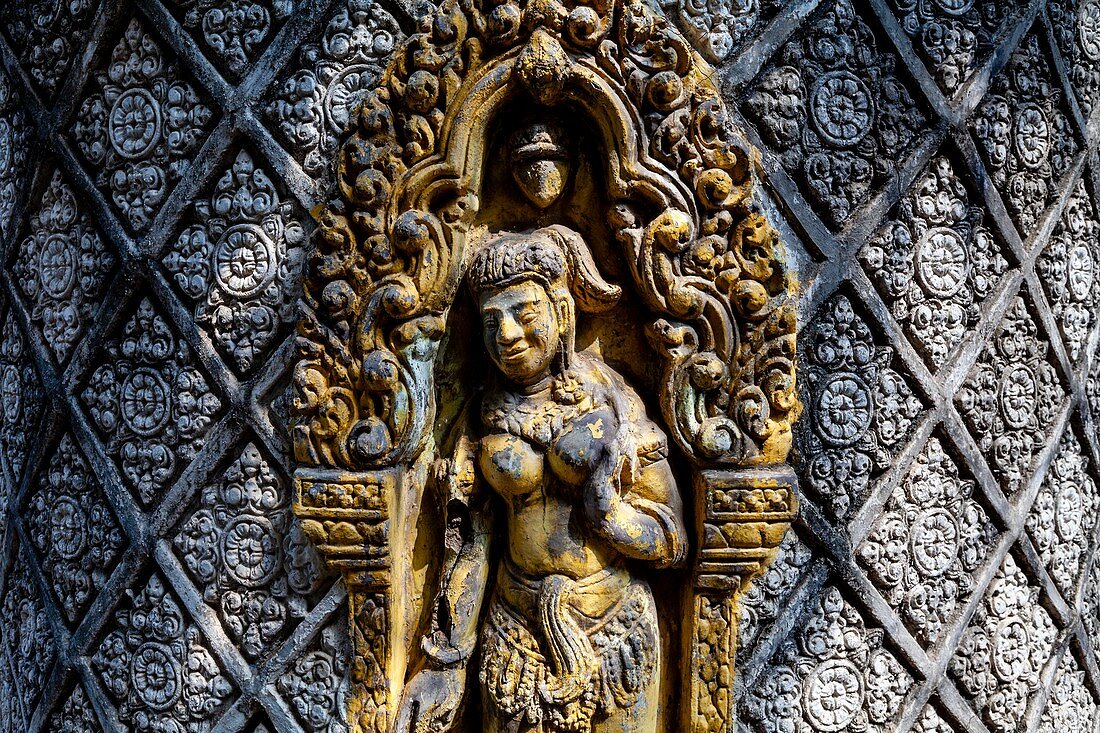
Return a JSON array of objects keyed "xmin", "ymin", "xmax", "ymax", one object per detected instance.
[{"xmin": 290, "ymin": 0, "xmax": 801, "ymax": 729}]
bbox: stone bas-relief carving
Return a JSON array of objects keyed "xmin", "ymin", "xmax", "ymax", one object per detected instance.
[
  {"xmin": 399, "ymin": 228, "xmax": 687, "ymax": 733},
  {"xmin": 2, "ymin": 0, "xmax": 1100, "ymax": 730},
  {"xmin": 288, "ymin": 0, "xmax": 800, "ymax": 729}
]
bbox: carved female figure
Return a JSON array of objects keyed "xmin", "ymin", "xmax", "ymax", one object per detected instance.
[{"xmin": 394, "ymin": 226, "xmax": 687, "ymax": 733}]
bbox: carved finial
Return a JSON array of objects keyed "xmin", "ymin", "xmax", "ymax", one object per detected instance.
[
  {"xmin": 517, "ymin": 29, "xmax": 570, "ymax": 104},
  {"xmin": 509, "ymin": 119, "xmax": 571, "ymax": 209}
]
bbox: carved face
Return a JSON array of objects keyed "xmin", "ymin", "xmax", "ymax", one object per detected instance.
[{"xmin": 478, "ymin": 280, "xmax": 563, "ymax": 385}]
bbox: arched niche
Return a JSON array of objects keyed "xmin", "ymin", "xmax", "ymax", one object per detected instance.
[{"xmin": 289, "ymin": 0, "xmax": 801, "ymax": 730}]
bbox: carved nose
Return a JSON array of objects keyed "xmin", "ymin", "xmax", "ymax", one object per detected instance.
[{"xmin": 498, "ymin": 318, "xmax": 522, "ymax": 345}]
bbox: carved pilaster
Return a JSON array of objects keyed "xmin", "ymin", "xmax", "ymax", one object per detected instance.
[
  {"xmin": 294, "ymin": 469, "xmax": 399, "ymax": 733},
  {"xmin": 686, "ymin": 467, "xmax": 799, "ymax": 733}
]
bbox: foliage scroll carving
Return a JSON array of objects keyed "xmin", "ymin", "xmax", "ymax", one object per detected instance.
[{"xmin": 289, "ymin": 0, "xmax": 801, "ymax": 730}]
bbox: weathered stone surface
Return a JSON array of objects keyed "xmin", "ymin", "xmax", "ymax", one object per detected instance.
[{"xmin": 0, "ymin": 0, "xmax": 1098, "ymax": 731}]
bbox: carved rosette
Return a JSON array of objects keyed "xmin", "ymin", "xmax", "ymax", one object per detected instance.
[{"xmin": 290, "ymin": 0, "xmax": 800, "ymax": 729}]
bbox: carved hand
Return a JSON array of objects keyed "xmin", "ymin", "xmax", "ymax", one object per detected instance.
[{"xmin": 393, "ymin": 668, "xmax": 467, "ymax": 733}]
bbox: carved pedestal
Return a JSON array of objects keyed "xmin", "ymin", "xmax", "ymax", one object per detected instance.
[
  {"xmin": 686, "ymin": 468, "xmax": 799, "ymax": 733},
  {"xmin": 293, "ymin": 469, "xmax": 397, "ymax": 733}
]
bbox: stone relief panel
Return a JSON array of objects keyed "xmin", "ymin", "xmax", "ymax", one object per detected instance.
[
  {"xmin": 1036, "ymin": 173, "xmax": 1100, "ymax": 365},
  {"xmin": 1037, "ymin": 650, "xmax": 1099, "ymax": 733},
  {"xmin": 970, "ymin": 28, "xmax": 1080, "ymax": 240},
  {"xmin": 858, "ymin": 434, "xmax": 999, "ymax": 648},
  {"xmin": 0, "ymin": 0, "xmax": 1099, "ymax": 731},
  {"xmin": 11, "ymin": 169, "xmax": 117, "ymax": 367},
  {"xmin": 1049, "ymin": 0, "xmax": 1100, "ymax": 116},
  {"xmin": 47, "ymin": 682, "xmax": 103, "ymax": 733},
  {"xmin": 741, "ymin": 583, "xmax": 914, "ymax": 733},
  {"xmin": 80, "ymin": 296, "xmax": 223, "ymax": 507},
  {"xmin": 744, "ymin": 0, "xmax": 929, "ymax": 229},
  {"xmin": 800, "ymin": 292, "xmax": 926, "ymax": 522},
  {"xmin": 0, "ymin": 308, "xmax": 44, "ymax": 487},
  {"xmin": 949, "ymin": 550, "xmax": 1058, "ymax": 733},
  {"xmin": 861, "ymin": 153, "xmax": 1011, "ymax": 370},
  {"xmin": 262, "ymin": 0, "xmax": 402, "ymax": 177},
  {"xmin": 671, "ymin": 0, "xmax": 784, "ymax": 64},
  {"xmin": 24, "ymin": 432, "xmax": 126, "ymax": 627},
  {"xmin": 167, "ymin": 0, "xmax": 297, "ymax": 81},
  {"xmin": 889, "ymin": 0, "xmax": 1023, "ymax": 96},
  {"xmin": 0, "ymin": 543, "xmax": 56, "ymax": 726},
  {"xmin": 171, "ymin": 441, "xmax": 326, "ymax": 661},
  {"xmin": 1025, "ymin": 425, "xmax": 1099, "ymax": 602},
  {"xmin": 71, "ymin": 16, "xmax": 217, "ymax": 232},
  {"xmin": 954, "ymin": 291, "xmax": 1066, "ymax": 496},
  {"xmin": 0, "ymin": 68, "xmax": 31, "ymax": 240},
  {"xmin": 92, "ymin": 573, "xmax": 237, "ymax": 731},
  {"xmin": 277, "ymin": 619, "xmax": 351, "ymax": 733},
  {"xmin": 0, "ymin": 0, "xmax": 97, "ymax": 99},
  {"xmin": 162, "ymin": 148, "xmax": 305, "ymax": 373}
]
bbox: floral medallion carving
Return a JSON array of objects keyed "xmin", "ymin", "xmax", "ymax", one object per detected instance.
[
  {"xmin": 1083, "ymin": 558, "xmax": 1100, "ymax": 654},
  {"xmin": 971, "ymin": 31, "xmax": 1079, "ymax": 239},
  {"xmin": 24, "ymin": 432, "xmax": 126, "ymax": 626},
  {"xmin": 80, "ymin": 297, "xmax": 223, "ymax": 506},
  {"xmin": 950, "ymin": 551, "xmax": 1058, "ymax": 733},
  {"xmin": 163, "ymin": 149, "xmax": 305, "ymax": 372},
  {"xmin": 737, "ymin": 528, "xmax": 814, "ymax": 661},
  {"xmin": 169, "ymin": 0, "xmax": 296, "ymax": 80},
  {"xmin": 71, "ymin": 17, "xmax": 217, "ymax": 232},
  {"xmin": 673, "ymin": 0, "xmax": 783, "ymax": 63},
  {"xmin": 1050, "ymin": 0, "xmax": 1100, "ymax": 116},
  {"xmin": 263, "ymin": 0, "xmax": 402, "ymax": 176},
  {"xmin": 889, "ymin": 0, "xmax": 1019, "ymax": 94},
  {"xmin": 0, "ymin": 546, "xmax": 55, "ymax": 723},
  {"xmin": 858, "ymin": 436, "xmax": 998, "ymax": 646},
  {"xmin": 172, "ymin": 442, "xmax": 325, "ymax": 660},
  {"xmin": 93, "ymin": 573, "xmax": 235, "ymax": 730},
  {"xmin": 955, "ymin": 293, "xmax": 1065, "ymax": 495},
  {"xmin": 0, "ymin": 68, "xmax": 31, "ymax": 238},
  {"xmin": 0, "ymin": 309, "xmax": 43, "ymax": 485},
  {"xmin": 741, "ymin": 584, "xmax": 914, "ymax": 733},
  {"xmin": 861, "ymin": 155, "xmax": 1009, "ymax": 369},
  {"xmin": 48, "ymin": 683, "xmax": 103, "ymax": 732},
  {"xmin": 1035, "ymin": 176, "xmax": 1100, "ymax": 365},
  {"xmin": 744, "ymin": 0, "xmax": 927, "ymax": 229},
  {"xmin": 1037, "ymin": 651, "xmax": 1098, "ymax": 733},
  {"xmin": 277, "ymin": 620, "xmax": 350, "ymax": 733},
  {"xmin": 1026, "ymin": 427, "xmax": 1099, "ymax": 601},
  {"xmin": 801, "ymin": 294, "xmax": 925, "ymax": 520},
  {"xmin": 12, "ymin": 170, "xmax": 116, "ymax": 366},
  {"xmin": 0, "ymin": 0, "xmax": 95, "ymax": 98}
]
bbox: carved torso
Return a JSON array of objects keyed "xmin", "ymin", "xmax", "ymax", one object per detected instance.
[{"xmin": 479, "ymin": 356, "xmax": 644, "ymax": 579}]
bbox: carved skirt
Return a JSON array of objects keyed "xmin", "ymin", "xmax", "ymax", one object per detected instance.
[{"xmin": 479, "ymin": 561, "xmax": 659, "ymax": 733}]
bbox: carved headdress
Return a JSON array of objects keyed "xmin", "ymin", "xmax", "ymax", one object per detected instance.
[{"xmin": 467, "ymin": 225, "xmax": 621, "ymax": 373}]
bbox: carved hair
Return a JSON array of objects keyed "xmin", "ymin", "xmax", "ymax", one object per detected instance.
[{"xmin": 467, "ymin": 225, "xmax": 622, "ymax": 314}]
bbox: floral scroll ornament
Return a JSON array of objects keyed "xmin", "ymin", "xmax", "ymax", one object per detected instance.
[
  {"xmin": 164, "ymin": 149, "xmax": 305, "ymax": 372},
  {"xmin": 72, "ymin": 18, "xmax": 215, "ymax": 232},
  {"xmin": 172, "ymin": 0, "xmax": 295, "ymax": 79}
]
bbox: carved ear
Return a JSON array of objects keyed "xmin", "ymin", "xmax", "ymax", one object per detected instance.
[{"xmin": 542, "ymin": 225, "xmax": 621, "ymax": 313}]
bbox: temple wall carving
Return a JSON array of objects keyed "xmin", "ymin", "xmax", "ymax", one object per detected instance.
[{"xmin": 0, "ymin": 0, "xmax": 1098, "ymax": 731}]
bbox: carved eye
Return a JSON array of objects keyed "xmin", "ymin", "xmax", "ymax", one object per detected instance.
[{"xmin": 519, "ymin": 310, "xmax": 539, "ymax": 325}]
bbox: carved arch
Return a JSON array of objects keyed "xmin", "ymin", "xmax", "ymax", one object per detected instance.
[{"xmin": 291, "ymin": 0, "xmax": 801, "ymax": 730}]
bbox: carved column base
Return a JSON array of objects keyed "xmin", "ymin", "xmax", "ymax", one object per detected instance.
[
  {"xmin": 685, "ymin": 467, "xmax": 799, "ymax": 733},
  {"xmin": 294, "ymin": 468, "xmax": 399, "ymax": 733}
]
